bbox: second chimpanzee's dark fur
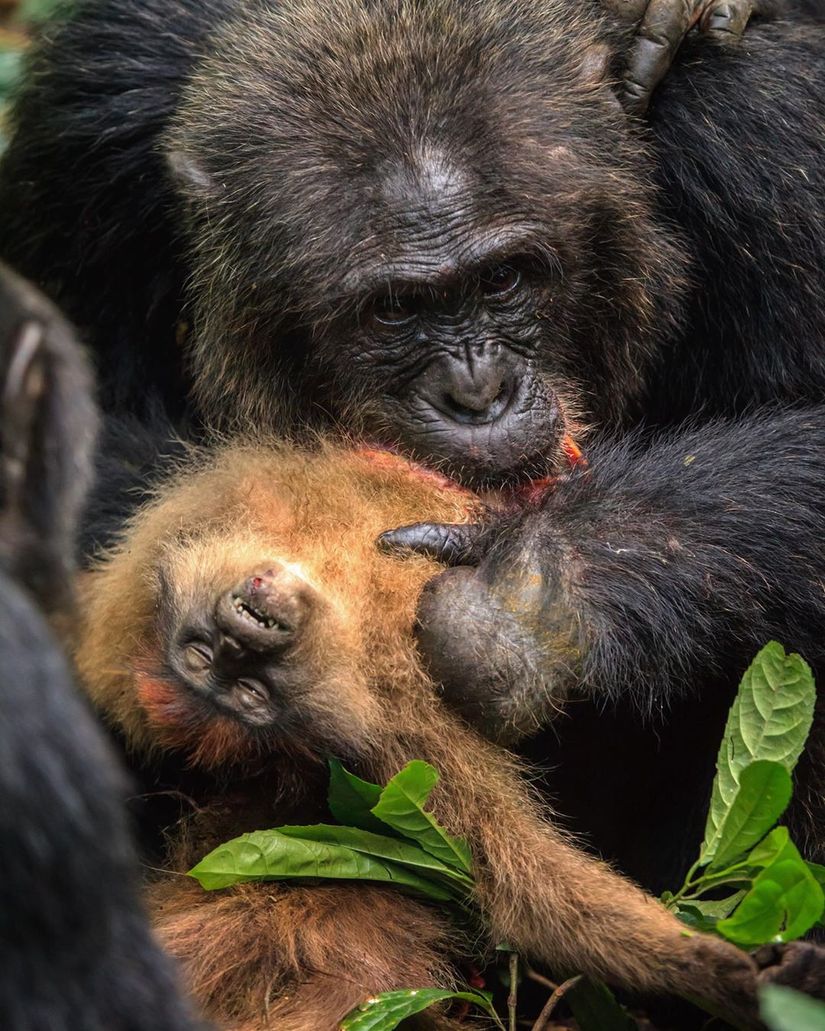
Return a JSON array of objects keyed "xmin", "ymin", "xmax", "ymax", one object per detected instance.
[
  {"xmin": 0, "ymin": 0, "xmax": 824, "ymax": 897},
  {"xmin": 0, "ymin": 265, "xmax": 202, "ymax": 1031}
]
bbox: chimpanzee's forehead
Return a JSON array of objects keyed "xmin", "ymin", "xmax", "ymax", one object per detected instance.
[
  {"xmin": 380, "ymin": 144, "xmax": 469, "ymax": 209},
  {"xmin": 328, "ymin": 144, "xmax": 563, "ymax": 295}
]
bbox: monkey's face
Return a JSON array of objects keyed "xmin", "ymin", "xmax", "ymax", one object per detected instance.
[
  {"xmin": 167, "ymin": 0, "xmax": 687, "ymax": 485},
  {"xmin": 139, "ymin": 545, "xmax": 368, "ymax": 769},
  {"xmin": 115, "ymin": 448, "xmax": 475, "ymax": 769}
]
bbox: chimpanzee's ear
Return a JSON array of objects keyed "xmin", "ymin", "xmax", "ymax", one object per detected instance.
[
  {"xmin": 577, "ymin": 43, "xmax": 623, "ymax": 110},
  {"xmin": 0, "ymin": 264, "xmax": 98, "ymax": 610}
]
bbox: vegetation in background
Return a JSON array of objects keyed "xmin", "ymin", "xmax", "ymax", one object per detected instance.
[{"xmin": 1, "ymin": 0, "xmax": 69, "ymax": 147}]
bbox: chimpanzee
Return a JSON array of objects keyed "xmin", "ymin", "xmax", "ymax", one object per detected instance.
[
  {"xmin": 0, "ymin": 0, "xmax": 823, "ymax": 897},
  {"xmin": 0, "ymin": 264, "xmax": 201, "ymax": 1030}
]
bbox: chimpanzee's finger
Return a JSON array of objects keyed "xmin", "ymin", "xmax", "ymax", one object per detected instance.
[
  {"xmin": 377, "ymin": 522, "xmax": 487, "ymax": 567},
  {"xmin": 620, "ymin": 0, "xmax": 695, "ymax": 117},
  {"xmin": 699, "ymin": 0, "xmax": 755, "ymax": 40}
]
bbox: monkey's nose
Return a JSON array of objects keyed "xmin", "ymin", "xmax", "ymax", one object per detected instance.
[{"xmin": 214, "ymin": 564, "xmax": 313, "ymax": 652}]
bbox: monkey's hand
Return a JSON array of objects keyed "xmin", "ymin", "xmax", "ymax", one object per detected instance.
[
  {"xmin": 379, "ymin": 512, "xmax": 579, "ymax": 743},
  {"xmin": 603, "ymin": 0, "xmax": 763, "ymax": 116}
]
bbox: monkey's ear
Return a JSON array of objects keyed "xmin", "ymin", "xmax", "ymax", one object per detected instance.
[
  {"xmin": 0, "ymin": 264, "xmax": 97, "ymax": 608},
  {"xmin": 166, "ymin": 148, "xmax": 219, "ymax": 200}
]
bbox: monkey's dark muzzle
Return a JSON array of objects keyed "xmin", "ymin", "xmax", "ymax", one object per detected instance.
[
  {"xmin": 168, "ymin": 564, "xmax": 320, "ymax": 727},
  {"xmin": 215, "ymin": 567, "xmax": 310, "ymax": 652}
]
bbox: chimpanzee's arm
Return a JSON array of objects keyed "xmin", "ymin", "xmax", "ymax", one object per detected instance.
[{"xmin": 384, "ymin": 407, "xmax": 825, "ymax": 741}]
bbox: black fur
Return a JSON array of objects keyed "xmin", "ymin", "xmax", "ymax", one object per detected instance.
[
  {"xmin": 0, "ymin": 264, "xmax": 201, "ymax": 1030},
  {"xmin": 0, "ymin": 0, "xmax": 236, "ymax": 417},
  {"xmin": 525, "ymin": 411, "xmax": 825, "ymax": 889},
  {"xmin": 1, "ymin": 0, "xmax": 824, "ymax": 897}
]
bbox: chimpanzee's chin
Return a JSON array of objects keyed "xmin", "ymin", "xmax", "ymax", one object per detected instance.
[{"xmin": 409, "ymin": 432, "xmax": 565, "ymax": 491}]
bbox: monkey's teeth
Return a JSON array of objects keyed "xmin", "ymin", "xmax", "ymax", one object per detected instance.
[{"xmin": 232, "ymin": 595, "xmax": 278, "ymax": 629}]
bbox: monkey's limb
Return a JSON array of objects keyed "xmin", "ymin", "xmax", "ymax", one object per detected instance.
[
  {"xmin": 370, "ymin": 720, "xmax": 760, "ymax": 1030},
  {"xmin": 149, "ymin": 877, "xmax": 464, "ymax": 1031}
]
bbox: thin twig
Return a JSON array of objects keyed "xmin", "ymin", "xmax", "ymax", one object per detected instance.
[
  {"xmin": 508, "ymin": 952, "xmax": 519, "ymax": 1031},
  {"xmin": 530, "ymin": 974, "xmax": 583, "ymax": 1031},
  {"xmin": 525, "ymin": 967, "xmax": 558, "ymax": 993}
]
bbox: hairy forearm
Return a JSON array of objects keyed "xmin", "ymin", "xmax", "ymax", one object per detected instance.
[
  {"xmin": 535, "ymin": 409, "xmax": 825, "ymax": 706},
  {"xmin": 416, "ymin": 408, "xmax": 825, "ymax": 736},
  {"xmin": 369, "ymin": 718, "xmax": 759, "ymax": 1025}
]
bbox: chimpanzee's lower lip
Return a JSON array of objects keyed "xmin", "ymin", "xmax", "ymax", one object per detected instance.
[{"xmin": 357, "ymin": 436, "xmax": 562, "ymax": 490}]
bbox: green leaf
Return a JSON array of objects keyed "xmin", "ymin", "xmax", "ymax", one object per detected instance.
[
  {"xmin": 704, "ymin": 761, "xmax": 793, "ymax": 870},
  {"xmin": 760, "ymin": 985, "xmax": 825, "ymax": 1031},
  {"xmin": 675, "ymin": 893, "xmax": 746, "ymax": 932},
  {"xmin": 747, "ymin": 826, "xmax": 792, "ymax": 869},
  {"xmin": 716, "ymin": 877, "xmax": 786, "ymax": 946},
  {"xmin": 327, "ymin": 759, "xmax": 387, "ymax": 836},
  {"xmin": 717, "ymin": 856, "xmax": 824, "ymax": 947},
  {"xmin": 276, "ymin": 823, "xmax": 473, "ymax": 897},
  {"xmin": 188, "ymin": 828, "xmax": 455, "ymax": 902},
  {"xmin": 340, "ymin": 988, "xmax": 503, "ymax": 1031},
  {"xmin": 806, "ymin": 860, "xmax": 825, "ymax": 888},
  {"xmin": 371, "ymin": 761, "xmax": 473, "ymax": 875},
  {"xmin": 701, "ymin": 643, "xmax": 814, "ymax": 867},
  {"xmin": 566, "ymin": 978, "xmax": 638, "ymax": 1031}
]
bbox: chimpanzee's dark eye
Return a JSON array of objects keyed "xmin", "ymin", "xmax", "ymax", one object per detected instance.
[
  {"xmin": 371, "ymin": 293, "xmax": 418, "ymax": 326},
  {"xmin": 480, "ymin": 264, "xmax": 521, "ymax": 298}
]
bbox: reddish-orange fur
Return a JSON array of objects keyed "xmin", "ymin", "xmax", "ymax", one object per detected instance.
[{"xmin": 74, "ymin": 442, "xmax": 760, "ymax": 1030}]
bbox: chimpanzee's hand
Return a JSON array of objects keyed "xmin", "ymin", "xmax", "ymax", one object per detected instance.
[
  {"xmin": 755, "ymin": 941, "xmax": 825, "ymax": 1001},
  {"xmin": 379, "ymin": 515, "xmax": 581, "ymax": 743},
  {"xmin": 603, "ymin": 0, "xmax": 763, "ymax": 116}
]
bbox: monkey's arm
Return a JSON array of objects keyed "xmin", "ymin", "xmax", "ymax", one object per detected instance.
[
  {"xmin": 373, "ymin": 719, "xmax": 760, "ymax": 1028},
  {"xmin": 384, "ymin": 408, "xmax": 825, "ymax": 741}
]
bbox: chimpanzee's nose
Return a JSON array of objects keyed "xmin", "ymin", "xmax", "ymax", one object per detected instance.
[
  {"xmin": 426, "ymin": 352, "xmax": 515, "ymax": 425},
  {"xmin": 214, "ymin": 564, "xmax": 314, "ymax": 653}
]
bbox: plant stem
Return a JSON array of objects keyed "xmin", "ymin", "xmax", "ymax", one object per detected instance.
[
  {"xmin": 530, "ymin": 975, "xmax": 583, "ymax": 1031},
  {"xmin": 508, "ymin": 952, "xmax": 519, "ymax": 1031},
  {"xmin": 667, "ymin": 861, "xmax": 750, "ymax": 907}
]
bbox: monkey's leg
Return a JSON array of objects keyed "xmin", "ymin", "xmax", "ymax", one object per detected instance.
[{"xmin": 150, "ymin": 877, "xmax": 464, "ymax": 1031}]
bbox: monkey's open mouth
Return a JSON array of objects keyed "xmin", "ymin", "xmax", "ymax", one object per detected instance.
[{"xmin": 230, "ymin": 594, "xmax": 284, "ymax": 631}]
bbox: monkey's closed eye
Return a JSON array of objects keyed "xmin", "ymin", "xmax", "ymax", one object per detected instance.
[
  {"xmin": 371, "ymin": 293, "xmax": 418, "ymax": 327},
  {"xmin": 479, "ymin": 264, "xmax": 521, "ymax": 299},
  {"xmin": 182, "ymin": 641, "xmax": 214, "ymax": 674}
]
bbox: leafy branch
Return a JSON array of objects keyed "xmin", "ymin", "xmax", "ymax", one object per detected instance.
[{"xmin": 662, "ymin": 643, "xmax": 823, "ymax": 948}]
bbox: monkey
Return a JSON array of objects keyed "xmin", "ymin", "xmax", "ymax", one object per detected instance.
[
  {"xmin": 1, "ymin": 0, "xmax": 824, "ymax": 897},
  {"xmin": 0, "ymin": 262, "xmax": 202, "ymax": 1030},
  {"xmin": 72, "ymin": 439, "xmax": 772, "ymax": 1031}
]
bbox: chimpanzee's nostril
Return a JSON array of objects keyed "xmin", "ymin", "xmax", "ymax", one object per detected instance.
[
  {"xmin": 426, "ymin": 351, "xmax": 518, "ymax": 425},
  {"xmin": 443, "ymin": 378, "xmax": 510, "ymax": 420}
]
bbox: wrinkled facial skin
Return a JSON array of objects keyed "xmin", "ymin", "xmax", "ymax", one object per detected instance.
[
  {"xmin": 169, "ymin": 0, "xmax": 687, "ymax": 486},
  {"xmin": 307, "ymin": 157, "xmax": 569, "ymax": 486}
]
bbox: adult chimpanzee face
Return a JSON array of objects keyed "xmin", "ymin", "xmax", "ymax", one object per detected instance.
[
  {"xmin": 316, "ymin": 168, "xmax": 567, "ymax": 485},
  {"xmin": 356, "ymin": 258, "xmax": 560, "ymax": 483},
  {"xmin": 168, "ymin": 0, "xmax": 687, "ymax": 485}
]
